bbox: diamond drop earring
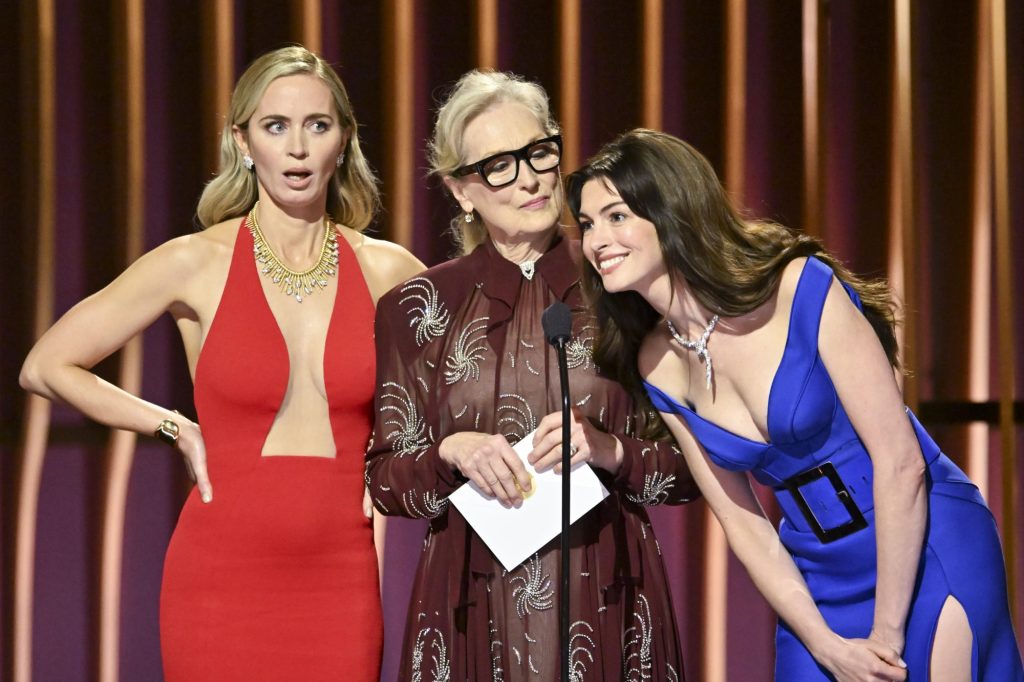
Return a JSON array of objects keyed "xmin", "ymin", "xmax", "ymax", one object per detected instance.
[{"xmin": 243, "ymin": 155, "xmax": 254, "ymax": 170}]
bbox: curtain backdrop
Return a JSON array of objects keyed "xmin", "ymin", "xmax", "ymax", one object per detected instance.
[{"xmin": 3, "ymin": 2, "xmax": 1021, "ymax": 681}]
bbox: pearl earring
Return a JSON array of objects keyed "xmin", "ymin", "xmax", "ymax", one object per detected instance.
[{"xmin": 243, "ymin": 155, "xmax": 254, "ymax": 170}]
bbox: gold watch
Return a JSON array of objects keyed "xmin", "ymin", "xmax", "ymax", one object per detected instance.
[{"xmin": 154, "ymin": 418, "xmax": 180, "ymax": 447}]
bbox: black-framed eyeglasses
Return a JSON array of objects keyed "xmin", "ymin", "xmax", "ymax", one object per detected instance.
[{"xmin": 450, "ymin": 134, "xmax": 562, "ymax": 188}]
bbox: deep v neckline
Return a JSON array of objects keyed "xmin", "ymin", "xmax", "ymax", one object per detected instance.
[
  {"xmin": 250, "ymin": 224, "xmax": 342, "ymax": 394},
  {"xmin": 251, "ymin": 224, "xmax": 344, "ymax": 455},
  {"xmin": 195, "ymin": 220, "xmax": 340, "ymax": 382},
  {"xmin": 645, "ymin": 258, "xmax": 818, "ymax": 449}
]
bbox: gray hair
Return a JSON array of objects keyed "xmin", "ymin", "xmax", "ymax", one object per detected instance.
[{"xmin": 428, "ymin": 70, "xmax": 560, "ymax": 253}]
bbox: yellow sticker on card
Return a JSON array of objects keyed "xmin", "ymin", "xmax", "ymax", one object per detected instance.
[{"xmin": 515, "ymin": 473, "xmax": 536, "ymax": 500}]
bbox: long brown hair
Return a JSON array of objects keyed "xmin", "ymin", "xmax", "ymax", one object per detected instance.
[{"xmin": 566, "ymin": 129, "xmax": 900, "ymax": 430}]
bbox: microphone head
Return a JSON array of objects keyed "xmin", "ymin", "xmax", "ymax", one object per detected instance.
[{"xmin": 542, "ymin": 301, "xmax": 573, "ymax": 346}]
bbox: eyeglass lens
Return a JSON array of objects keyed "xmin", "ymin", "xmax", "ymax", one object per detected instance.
[{"xmin": 482, "ymin": 139, "xmax": 561, "ymax": 186}]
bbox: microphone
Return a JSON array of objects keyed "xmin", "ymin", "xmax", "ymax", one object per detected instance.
[
  {"xmin": 542, "ymin": 301, "xmax": 572, "ymax": 347},
  {"xmin": 542, "ymin": 301, "xmax": 572, "ymax": 682}
]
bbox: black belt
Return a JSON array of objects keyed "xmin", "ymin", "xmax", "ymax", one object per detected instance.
[{"xmin": 775, "ymin": 448, "xmax": 872, "ymax": 544}]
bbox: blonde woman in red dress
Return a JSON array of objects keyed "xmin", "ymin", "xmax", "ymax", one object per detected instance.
[{"xmin": 21, "ymin": 46, "xmax": 423, "ymax": 680}]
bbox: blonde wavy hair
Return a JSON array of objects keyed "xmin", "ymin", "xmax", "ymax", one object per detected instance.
[
  {"xmin": 196, "ymin": 45, "xmax": 380, "ymax": 230},
  {"xmin": 427, "ymin": 70, "xmax": 560, "ymax": 254}
]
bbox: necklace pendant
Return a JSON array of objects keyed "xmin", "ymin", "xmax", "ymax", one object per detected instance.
[
  {"xmin": 666, "ymin": 314, "xmax": 720, "ymax": 391},
  {"xmin": 519, "ymin": 260, "xmax": 536, "ymax": 280}
]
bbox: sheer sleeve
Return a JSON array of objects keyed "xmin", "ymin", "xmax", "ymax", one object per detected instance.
[
  {"xmin": 364, "ymin": 291, "xmax": 463, "ymax": 519},
  {"xmin": 613, "ymin": 432, "xmax": 700, "ymax": 506},
  {"xmin": 572, "ymin": 321, "xmax": 700, "ymax": 508}
]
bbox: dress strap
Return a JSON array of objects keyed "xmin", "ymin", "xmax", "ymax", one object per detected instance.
[
  {"xmin": 333, "ymin": 228, "xmax": 372, "ymax": 302},
  {"xmin": 789, "ymin": 256, "xmax": 865, "ymax": 351},
  {"xmin": 788, "ymin": 257, "xmax": 834, "ymax": 354}
]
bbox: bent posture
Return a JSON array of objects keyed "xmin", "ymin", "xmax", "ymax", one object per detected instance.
[{"xmin": 568, "ymin": 129, "xmax": 1023, "ymax": 682}]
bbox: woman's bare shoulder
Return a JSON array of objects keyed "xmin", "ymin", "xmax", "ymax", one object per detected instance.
[
  {"xmin": 155, "ymin": 219, "xmax": 240, "ymax": 272},
  {"xmin": 777, "ymin": 256, "xmax": 810, "ymax": 296},
  {"xmin": 339, "ymin": 227, "xmax": 426, "ymax": 302}
]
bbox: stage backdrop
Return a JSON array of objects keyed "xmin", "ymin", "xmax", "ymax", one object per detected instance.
[{"xmin": 3, "ymin": 1, "xmax": 1022, "ymax": 681}]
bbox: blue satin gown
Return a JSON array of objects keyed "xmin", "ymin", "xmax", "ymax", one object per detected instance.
[{"xmin": 645, "ymin": 257, "xmax": 1023, "ymax": 680}]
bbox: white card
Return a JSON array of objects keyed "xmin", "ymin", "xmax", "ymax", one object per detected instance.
[{"xmin": 448, "ymin": 428, "xmax": 610, "ymax": 571}]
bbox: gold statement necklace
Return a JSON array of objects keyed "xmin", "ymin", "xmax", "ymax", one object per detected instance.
[{"xmin": 247, "ymin": 202, "xmax": 339, "ymax": 303}]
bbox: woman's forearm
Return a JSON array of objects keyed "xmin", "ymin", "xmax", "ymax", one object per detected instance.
[
  {"xmin": 21, "ymin": 359, "xmax": 180, "ymax": 436},
  {"xmin": 869, "ymin": 449, "xmax": 928, "ymax": 651},
  {"xmin": 721, "ymin": 509, "xmax": 842, "ymax": 661}
]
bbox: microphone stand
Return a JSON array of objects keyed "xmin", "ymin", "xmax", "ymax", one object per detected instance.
[
  {"xmin": 542, "ymin": 302, "xmax": 572, "ymax": 682},
  {"xmin": 555, "ymin": 334, "xmax": 571, "ymax": 682}
]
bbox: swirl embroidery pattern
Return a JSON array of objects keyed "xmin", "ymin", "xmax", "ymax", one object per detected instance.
[
  {"xmin": 626, "ymin": 472, "xmax": 677, "ymax": 506},
  {"xmin": 401, "ymin": 277, "xmax": 451, "ymax": 346},
  {"xmin": 404, "ymin": 489, "xmax": 449, "ymax": 519},
  {"xmin": 568, "ymin": 620, "xmax": 596, "ymax": 682},
  {"xmin": 508, "ymin": 554, "xmax": 554, "ymax": 618},
  {"xmin": 380, "ymin": 382, "xmax": 430, "ymax": 458},
  {"xmin": 623, "ymin": 593, "xmax": 654, "ymax": 681},
  {"xmin": 410, "ymin": 627, "xmax": 451, "ymax": 682},
  {"xmin": 565, "ymin": 326, "xmax": 595, "ymax": 370},
  {"xmin": 496, "ymin": 393, "xmax": 537, "ymax": 443},
  {"xmin": 488, "ymin": 621, "xmax": 505, "ymax": 682},
  {"xmin": 444, "ymin": 316, "xmax": 489, "ymax": 384}
]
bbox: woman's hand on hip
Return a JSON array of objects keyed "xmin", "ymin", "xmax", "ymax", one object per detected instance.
[
  {"xmin": 528, "ymin": 407, "xmax": 623, "ymax": 474},
  {"xmin": 177, "ymin": 419, "xmax": 213, "ymax": 504},
  {"xmin": 439, "ymin": 432, "xmax": 531, "ymax": 507}
]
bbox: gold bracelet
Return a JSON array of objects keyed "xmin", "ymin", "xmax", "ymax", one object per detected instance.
[{"xmin": 154, "ymin": 418, "xmax": 180, "ymax": 447}]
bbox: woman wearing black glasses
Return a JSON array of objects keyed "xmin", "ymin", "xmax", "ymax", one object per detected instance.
[{"xmin": 365, "ymin": 71, "xmax": 699, "ymax": 680}]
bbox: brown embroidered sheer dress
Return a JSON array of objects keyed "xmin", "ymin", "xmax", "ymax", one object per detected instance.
[{"xmin": 366, "ymin": 235, "xmax": 699, "ymax": 680}]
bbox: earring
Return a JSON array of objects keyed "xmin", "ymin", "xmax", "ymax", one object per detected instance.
[
  {"xmin": 243, "ymin": 154, "xmax": 254, "ymax": 170},
  {"xmin": 336, "ymin": 152, "xmax": 345, "ymax": 168},
  {"xmin": 464, "ymin": 212, "xmax": 473, "ymax": 223}
]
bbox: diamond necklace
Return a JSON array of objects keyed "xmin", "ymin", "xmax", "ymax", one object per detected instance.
[
  {"xmin": 247, "ymin": 202, "xmax": 339, "ymax": 303},
  {"xmin": 666, "ymin": 314, "xmax": 720, "ymax": 390}
]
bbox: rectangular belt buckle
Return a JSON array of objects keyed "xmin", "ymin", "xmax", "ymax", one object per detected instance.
[{"xmin": 784, "ymin": 461, "xmax": 868, "ymax": 544}]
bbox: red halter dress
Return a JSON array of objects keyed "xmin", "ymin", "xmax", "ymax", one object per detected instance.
[{"xmin": 160, "ymin": 220, "xmax": 382, "ymax": 680}]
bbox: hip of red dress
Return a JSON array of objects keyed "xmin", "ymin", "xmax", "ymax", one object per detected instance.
[{"xmin": 160, "ymin": 454, "xmax": 382, "ymax": 681}]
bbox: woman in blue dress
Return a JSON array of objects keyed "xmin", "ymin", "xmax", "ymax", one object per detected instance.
[{"xmin": 565, "ymin": 128, "xmax": 1023, "ymax": 681}]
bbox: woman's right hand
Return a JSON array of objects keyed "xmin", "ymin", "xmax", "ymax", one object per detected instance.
[
  {"xmin": 817, "ymin": 634, "xmax": 907, "ymax": 682},
  {"xmin": 438, "ymin": 432, "xmax": 531, "ymax": 508},
  {"xmin": 176, "ymin": 419, "xmax": 213, "ymax": 504}
]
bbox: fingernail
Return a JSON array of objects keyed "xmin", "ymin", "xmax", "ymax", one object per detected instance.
[
  {"xmin": 897, "ymin": 658, "xmax": 907, "ymax": 668},
  {"xmin": 201, "ymin": 491, "xmax": 212, "ymax": 503}
]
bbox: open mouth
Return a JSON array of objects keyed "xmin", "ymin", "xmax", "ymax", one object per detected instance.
[{"xmin": 284, "ymin": 170, "xmax": 312, "ymax": 182}]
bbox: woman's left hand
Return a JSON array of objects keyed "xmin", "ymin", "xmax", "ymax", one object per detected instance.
[{"xmin": 528, "ymin": 407, "xmax": 624, "ymax": 474}]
